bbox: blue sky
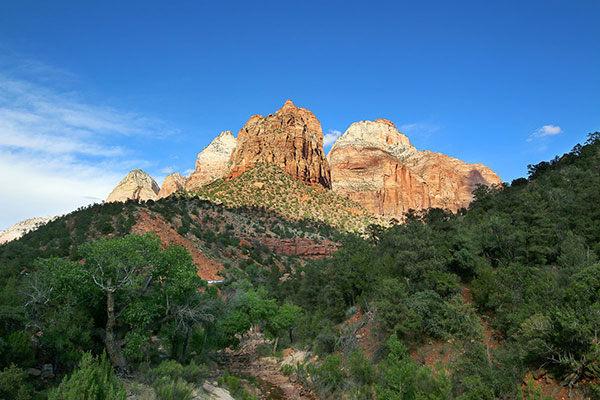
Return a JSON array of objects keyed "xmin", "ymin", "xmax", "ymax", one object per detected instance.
[{"xmin": 0, "ymin": 1, "xmax": 598, "ymax": 228}]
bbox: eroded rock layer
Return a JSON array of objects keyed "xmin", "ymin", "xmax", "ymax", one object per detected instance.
[
  {"xmin": 328, "ymin": 120, "xmax": 501, "ymax": 217},
  {"xmin": 228, "ymin": 100, "xmax": 331, "ymax": 188}
]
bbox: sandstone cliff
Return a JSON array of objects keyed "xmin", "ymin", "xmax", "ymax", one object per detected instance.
[
  {"xmin": 157, "ymin": 173, "xmax": 188, "ymax": 199},
  {"xmin": 186, "ymin": 130, "xmax": 237, "ymax": 190},
  {"xmin": 328, "ymin": 120, "xmax": 501, "ymax": 217},
  {"xmin": 228, "ymin": 100, "xmax": 331, "ymax": 188},
  {"xmin": 106, "ymin": 169, "xmax": 160, "ymax": 203}
]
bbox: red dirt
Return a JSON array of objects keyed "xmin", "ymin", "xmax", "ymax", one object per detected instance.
[{"xmin": 131, "ymin": 209, "xmax": 224, "ymax": 280}]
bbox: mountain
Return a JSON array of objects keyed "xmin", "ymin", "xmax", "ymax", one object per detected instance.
[
  {"xmin": 0, "ymin": 216, "xmax": 58, "ymax": 244},
  {"xmin": 186, "ymin": 130, "xmax": 237, "ymax": 191},
  {"xmin": 106, "ymin": 169, "xmax": 160, "ymax": 203},
  {"xmin": 328, "ymin": 119, "xmax": 501, "ymax": 217},
  {"xmin": 228, "ymin": 99, "xmax": 331, "ymax": 188},
  {"xmin": 157, "ymin": 173, "xmax": 187, "ymax": 199},
  {"xmin": 106, "ymin": 102, "xmax": 500, "ymax": 223}
]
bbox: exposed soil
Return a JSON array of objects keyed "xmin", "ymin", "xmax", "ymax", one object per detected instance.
[
  {"xmin": 132, "ymin": 208, "xmax": 225, "ymax": 280},
  {"xmin": 222, "ymin": 337, "xmax": 319, "ymax": 400}
]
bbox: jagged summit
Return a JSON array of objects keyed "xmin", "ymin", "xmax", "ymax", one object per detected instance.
[
  {"xmin": 228, "ymin": 100, "xmax": 331, "ymax": 188},
  {"xmin": 106, "ymin": 169, "xmax": 159, "ymax": 203}
]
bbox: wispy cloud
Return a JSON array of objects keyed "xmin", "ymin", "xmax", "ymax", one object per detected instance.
[
  {"xmin": 323, "ymin": 129, "xmax": 342, "ymax": 147},
  {"xmin": 0, "ymin": 62, "xmax": 176, "ymax": 229},
  {"xmin": 398, "ymin": 122, "xmax": 441, "ymax": 137},
  {"xmin": 527, "ymin": 124, "xmax": 563, "ymax": 141}
]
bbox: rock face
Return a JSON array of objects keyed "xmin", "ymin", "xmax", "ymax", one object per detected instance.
[
  {"xmin": 328, "ymin": 120, "xmax": 501, "ymax": 217},
  {"xmin": 228, "ymin": 100, "xmax": 331, "ymax": 188},
  {"xmin": 186, "ymin": 131, "xmax": 237, "ymax": 190},
  {"xmin": 157, "ymin": 173, "xmax": 188, "ymax": 199},
  {"xmin": 245, "ymin": 237, "xmax": 340, "ymax": 258},
  {"xmin": 0, "ymin": 216, "xmax": 57, "ymax": 244},
  {"xmin": 106, "ymin": 169, "xmax": 160, "ymax": 203}
]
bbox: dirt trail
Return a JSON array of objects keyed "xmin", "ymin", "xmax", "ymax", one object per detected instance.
[{"xmin": 222, "ymin": 337, "xmax": 318, "ymax": 400}]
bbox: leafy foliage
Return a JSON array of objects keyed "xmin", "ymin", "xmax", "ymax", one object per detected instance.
[{"xmin": 48, "ymin": 352, "xmax": 126, "ymax": 400}]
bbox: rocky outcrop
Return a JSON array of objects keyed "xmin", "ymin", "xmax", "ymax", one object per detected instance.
[
  {"xmin": 0, "ymin": 216, "xmax": 58, "ymax": 244},
  {"xmin": 157, "ymin": 173, "xmax": 188, "ymax": 199},
  {"xmin": 106, "ymin": 169, "xmax": 160, "ymax": 203},
  {"xmin": 228, "ymin": 100, "xmax": 331, "ymax": 188},
  {"xmin": 245, "ymin": 237, "xmax": 340, "ymax": 258},
  {"xmin": 186, "ymin": 131, "xmax": 237, "ymax": 190},
  {"xmin": 328, "ymin": 120, "xmax": 501, "ymax": 217}
]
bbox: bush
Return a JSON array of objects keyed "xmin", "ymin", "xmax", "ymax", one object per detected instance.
[
  {"xmin": 146, "ymin": 359, "xmax": 208, "ymax": 384},
  {"xmin": 48, "ymin": 352, "xmax": 126, "ymax": 400},
  {"xmin": 217, "ymin": 372, "xmax": 257, "ymax": 400},
  {"xmin": 153, "ymin": 377, "xmax": 194, "ymax": 400},
  {"xmin": 312, "ymin": 354, "xmax": 345, "ymax": 396},
  {"xmin": 0, "ymin": 364, "xmax": 32, "ymax": 400}
]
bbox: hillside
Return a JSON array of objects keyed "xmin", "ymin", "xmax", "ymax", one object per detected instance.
[
  {"xmin": 1, "ymin": 133, "xmax": 599, "ymax": 400},
  {"xmin": 0, "ymin": 194, "xmax": 344, "ymax": 284},
  {"xmin": 192, "ymin": 162, "xmax": 381, "ymax": 232}
]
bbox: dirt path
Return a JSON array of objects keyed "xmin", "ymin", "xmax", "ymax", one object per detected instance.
[{"xmin": 222, "ymin": 337, "xmax": 318, "ymax": 400}]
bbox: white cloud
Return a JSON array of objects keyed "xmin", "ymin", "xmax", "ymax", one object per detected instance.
[
  {"xmin": 0, "ymin": 150, "xmax": 122, "ymax": 228},
  {"xmin": 529, "ymin": 124, "xmax": 563, "ymax": 140},
  {"xmin": 161, "ymin": 166, "xmax": 174, "ymax": 174},
  {"xmin": 0, "ymin": 66, "xmax": 176, "ymax": 229},
  {"xmin": 323, "ymin": 129, "xmax": 342, "ymax": 147}
]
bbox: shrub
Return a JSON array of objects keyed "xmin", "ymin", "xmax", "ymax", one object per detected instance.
[
  {"xmin": 146, "ymin": 359, "xmax": 208, "ymax": 384},
  {"xmin": 312, "ymin": 354, "xmax": 345, "ymax": 396},
  {"xmin": 153, "ymin": 377, "xmax": 194, "ymax": 400},
  {"xmin": 48, "ymin": 352, "xmax": 126, "ymax": 400},
  {"xmin": 0, "ymin": 364, "xmax": 32, "ymax": 400}
]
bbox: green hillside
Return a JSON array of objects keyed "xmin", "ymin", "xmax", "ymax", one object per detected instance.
[{"xmin": 1, "ymin": 133, "xmax": 599, "ymax": 399}]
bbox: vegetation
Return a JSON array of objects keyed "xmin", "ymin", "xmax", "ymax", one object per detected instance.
[
  {"xmin": 192, "ymin": 162, "xmax": 379, "ymax": 231},
  {"xmin": 0, "ymin": 132, "xmax": 598, "ymax": 398}
]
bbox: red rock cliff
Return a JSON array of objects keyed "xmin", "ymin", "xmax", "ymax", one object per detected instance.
[
  {"xmin": 328, "ymin": 120, "xmax": 501, "ymax": 217},
  {"xmin": 228, "ymin": 100, "xmax": 331, "ymax": 188}
]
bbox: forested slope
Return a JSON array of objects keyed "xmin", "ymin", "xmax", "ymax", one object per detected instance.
[{"xmin": 1, "ymin": 133, "xmax": 599, "ymax": 399}]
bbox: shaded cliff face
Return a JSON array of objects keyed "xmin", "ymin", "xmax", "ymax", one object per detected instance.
[
  {"xmin": 157, "ymin": 173, "xmax": 188, "ymax": 199},
  {"xmin": 106, "ymin": 169, "xmax": 160, "ymax": 203},
  {"xmin": 228, "ymin": 100, "xmax": 331, "ymax": 188},
  {"xmin": 329, "ymin": 120, "xmax": 501, "ymax": 217},
  {"xmin": 186, "ymin": 130, "xmax": 237, "ymax": 190}
]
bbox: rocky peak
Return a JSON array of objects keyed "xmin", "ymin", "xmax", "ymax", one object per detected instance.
[
  {"xmin": 330, "ymin": 120, "xmax": 416, "ymax": 161},
  {"xmin": 186, "ymin": 130, "xmax": 238, "ymax": 190},
  {"xmin": 228, "ymin": 100, "xmax": 331, "ymax": 188},
  {"xmin": 329, "ymin": 119, "xmax": 502, "ymax": 217},
  {"xmin": 106, "ymin": 169, "xmax": 160, "ymax": 203},
  {"xmin": 157, "ymin": 173, "xmax": 188, "ymax": 199},
  {"xmin": 194, "ymin": 130, "xmax": 237, "ymax": 170}
]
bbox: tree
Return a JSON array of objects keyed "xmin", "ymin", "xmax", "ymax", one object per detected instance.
[
  {"xmin": 27, "ymin": 234, "xmax": 207, "ymax": 372},
  {"xmin": 79, "ymin": 234, "xmax": 164, "ymax": 371},
  {"xmin": 265, "ymin": 303, "xmax": 302, "ymax": 352}
]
